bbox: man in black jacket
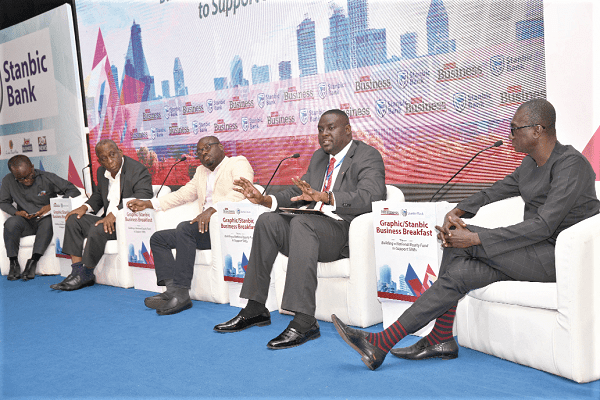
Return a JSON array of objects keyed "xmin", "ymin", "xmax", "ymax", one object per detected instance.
[{"xmin": 51, "ymin": 139, "xmax": 153, "ymax": 291}]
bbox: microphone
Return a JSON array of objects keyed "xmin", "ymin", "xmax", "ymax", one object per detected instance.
[
  {"xmin": 81, "ymin": 163, "xmax": 93, "ymax": 198},
  {"xmin": 430, "ymin": 140, "xmax": 503, "ymax": 202},
  {"xmin": 262, "ymin": 153, "xmax": 300, "ymax": 195},
  {"xmin": 156, "ymin": 156, "xmax": 187, "ymax": 198}
]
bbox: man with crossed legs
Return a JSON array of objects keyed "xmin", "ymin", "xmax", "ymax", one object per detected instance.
[{"xmin": 333, "ymin": 98, "xmax": 600, "ymax": 370}]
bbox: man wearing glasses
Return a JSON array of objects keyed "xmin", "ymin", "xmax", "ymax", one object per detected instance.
[
  {"xmin": 126, "ymin": 136, "xmax": 254, "ymax": 315},
  {"xmin": 332, "ymin": 98, "xmax": 600, "ymax": 370},
  {"xmin": 51, "ymin": 139, "xmax": 153, "ymax": 291},
  {"xmin": 1, "ymin": 155, "xmax": 80, "ymax": 281}
]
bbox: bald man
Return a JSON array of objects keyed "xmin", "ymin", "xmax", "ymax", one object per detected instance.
[{"xmin": 333, "ymin": 98, "xmax": 600, "ymax": 370}]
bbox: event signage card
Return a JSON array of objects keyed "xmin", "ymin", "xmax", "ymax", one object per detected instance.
[
  {"xmin": 122, "ymin": 197, "xmax": 157, "ymax": 269},
  {"xmin": 218, "ymin": 201, "xmax": 267, "ymax": 283},
  {"xmin": 50, "ymin": 197, "xmax": 73, "ymax": 259},
  {"xmin": 373, "ymin": 201, "xmax": 454, "ymax": 303}
]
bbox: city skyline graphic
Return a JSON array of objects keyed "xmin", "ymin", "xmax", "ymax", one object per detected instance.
[{"xmin": 77, "ymin": 0, "xmax": 547, "ymax": 187}]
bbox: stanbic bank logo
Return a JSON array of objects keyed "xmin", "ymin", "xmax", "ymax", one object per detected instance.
[{"xmin": 0, "ymin": 29, "xmax": 58, "ymax": 125}]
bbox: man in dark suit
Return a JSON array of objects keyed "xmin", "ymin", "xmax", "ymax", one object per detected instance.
[
  {"xmin": 50, "ymin": 139, "xmax": 153, "ymax": 291},
  {"xmin": 1, "ymin": 155, "xmax": 80, "ymax": 281},
  {"xmin": 214, "ymin": 109, "xmax": 386, "ymax": 349},
  {"xmin": 332, "ymin": 98, "xmax": 600, "ymax": 370}
]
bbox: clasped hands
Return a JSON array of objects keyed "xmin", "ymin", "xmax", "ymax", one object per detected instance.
[
  {"xmin": 435, "ymin": 208, "xmax": 481, "ymax": 248},
  {"xmin": 233, "ymin": 176, "xmax": 330, "ymax": 208}
]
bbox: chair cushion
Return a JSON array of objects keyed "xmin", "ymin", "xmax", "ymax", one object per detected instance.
[
  {"xmin": 282, "ymin": 256, "xmax": 350, "ymax": 278},
  {"xmin": 468, "ymin": 281, "xmax": 557, "ymax": 310},
  {"xmin": 194, "ymin": 249, "xmax": 212, "ymax": 266},
  {"xmin": 104, "ymin": 240, "xmax": 119, "ymax": 254},
  {"xmin": 20, "ymin": 235, "xmax": 36, "ymax": 247}
]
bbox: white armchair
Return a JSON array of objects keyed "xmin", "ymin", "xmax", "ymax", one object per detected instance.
[
  {"xmin": 0, "ymin": 188, "xmax": 87, "ymax": 277},
  {"xmin": 153, "ymin": 202, "xmax": 228, "ymax": 303},
  {"xmin": 455, "ymin": 182, "xmax": 600, "ymax": 383},
  {"xmin": 273, "ymin": 185, "xmax": 405, "ymax": 328},
  {"xmin": 84, "ymin": 185, "xmax": 169, "ymax": 288}
]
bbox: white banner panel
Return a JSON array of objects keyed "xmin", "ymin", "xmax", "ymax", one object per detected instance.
[
  {"xmin": 218, "ymin": 201, "xmax": 267, "ymax": 283},
  {"xmin": 374, "ymin": 201, "xmax": 454, "ymax": 302},
  {"xmin": 122, "ymin": 197, "xmax": 157, "ymax": 269}
]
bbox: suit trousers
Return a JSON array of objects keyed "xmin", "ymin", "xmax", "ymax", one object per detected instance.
[
  {"xmin": 240, "ymin": 212, "xmax": 350, "ymax": 316},
  {"xmin": 3, "ymin": 215, "xmax": 53, "ymax": 258},
  {"xmin": 150, "ymin": 220, "xmax": 211, "ymax": 289},
  {"xmin": 62, "ymin": 214, "xmax": 116, "ymax": 269},
  {"xmin": 397, "ymin": 225, "xmax": 557, "ymax": 334}
]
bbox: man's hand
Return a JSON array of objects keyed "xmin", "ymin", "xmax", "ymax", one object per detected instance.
[
  {"xmin": 234, "ymin": 177, "xmax": 271, "ymax": 208},
  {"xmin": 435, "ymin": 208, "xmax": 480, "ymax": 248},
  {"xmin": 127, "ymin": 199, "xmax": 153, "ymax": 212},
  {"xmin": 31, "ymin": 204, "xmax": 51, "ymax": 219},
  {"xmin": 191, "ymin": 207, "xmax": 216, "ymax": 233},
  {"xmin": 290, "ymin": 177, "xmax": 328, "ymax": 204},
  {"xmin": 15, "ymin": 210, "xmax": 33, "ymax": 219},
  {"xmin": 95, "ymin": 212, "xmax": 116, "ymax": 234},
  {"xmin": 65, "ymin": 205, "xmax": 88, "ymax": 222}
]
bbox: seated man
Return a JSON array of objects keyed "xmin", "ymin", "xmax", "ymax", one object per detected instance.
[
  {"xmin": 214, "ymin": 109, "xmax": 386, "ymax": 349},
  {"xmin": 1, "ymin": 155, "xmax": 80, "ymax": 281},
  {"xmin": 126, "ymin": 136, "xmax": 254, "ymax": 315},
  {"xmin": 332, "ymin": 98, "xmax": 600, "ymax": 370},
  {"xmin": 50, "ymin": 139, "xmax": 153, "ymax": 291}
]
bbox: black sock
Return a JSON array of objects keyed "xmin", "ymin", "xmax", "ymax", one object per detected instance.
[
  {"xmin": 289, "ymin": 312, "xmax": 316, "ymax": 333},
  {"xmin": 9, "ymin": 256, "xmax": 18, "ymax": 262},
  {"xmin": 31, "ymin": 253, "xmax": 42, "ymax": 262},
  {"xmin": 240, "ymin": 300, "xmax": 268, "ymax": 318}
]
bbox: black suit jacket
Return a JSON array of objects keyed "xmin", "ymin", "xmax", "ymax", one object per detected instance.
[
  {"xmin": 86, "ymin": 156, "xmax": 153, "ymax": 217},
  {"xmin": 273, "ymin": 140, "xmax": 386, "ymax": 223}
]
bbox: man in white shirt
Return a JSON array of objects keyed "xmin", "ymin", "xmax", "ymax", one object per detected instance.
[
  {"xmin": 126, "ymin": 136, "xmax": 254, "ymax": 315},
  {"xmin": 50, "ymin": 139, "xmax": 153, "ymax": 291}
]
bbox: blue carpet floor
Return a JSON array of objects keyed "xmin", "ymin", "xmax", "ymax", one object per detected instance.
[{"xmin": 1, "ymin": 276, "xmax": 599, "ymax": 399}]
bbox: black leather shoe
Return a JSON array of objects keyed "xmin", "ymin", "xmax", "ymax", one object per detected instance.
[
  {"xmin": 21, "ymin": 259, "xmax": 38, "ymax": 281},
  {"xmin": 390, "ymin": 336, "xmax": 458, "ymax": 360},
  {"xmin": 144, "ymin": 291, "xmax": 173, "ymax": 309},
  {"xmin": 156, "ymin": 296, "xmax": 192, "ymax": 315},
  {"xmin": 332, "ymin": 314, "xmax": 387, "ymax": 370},
  {"xmin": 267, "ymin": 321, "xmax": 320, "ymax": 349},
  {"xmin": 214, "ymin": 311, "xmax": 271, "ymax": 333},
  {"xmin": 58, "ymin": 274, "xmax": 95, "ymax": 291},
  {"xmin": 7, "ymin": 259, "xmax": 21, "ymax": 281},
  {"xmin": 50, "ymin": 274, "xmax": 73, "ymax": 290}
]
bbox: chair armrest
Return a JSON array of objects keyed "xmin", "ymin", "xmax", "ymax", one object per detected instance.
[
  {"xmin": 554, "ymin": 212, "xmax": 600, "ymax": 367},
  {"xmin": 154, "ymin": 202, "xmax": 200, "ymax": 231},
  {"xmin": 346, "ymin": 212, "xmax": 379, "ymax": 317}
]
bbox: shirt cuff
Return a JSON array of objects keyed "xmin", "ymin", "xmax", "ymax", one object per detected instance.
[
  {"xmin": 269, "ymin": 195, "xmax": 278, "ymax": 211},
  {"xmin": 150, "ymin": 198, "xmax": 162, "ymax": 211}
]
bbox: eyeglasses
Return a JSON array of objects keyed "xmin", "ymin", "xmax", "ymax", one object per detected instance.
[
  {"xmin": 15, "ymin": 170, "xmax": 36, "ymax": 183},
  {"xmin": 196, "ymin": 142, "xmax": 219, "ymax": 156},
  {"xmin": 510, "ymin": 124, "xmax": 545, "ymax": 135}
]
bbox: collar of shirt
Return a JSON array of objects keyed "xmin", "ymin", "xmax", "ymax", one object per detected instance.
[
  {"xmin": 203, "ymin": 159, "xmax": 223, "ymax": 211},
  {"xmin": 104, "ymin": 158, "xmax": 124, "ymax": 216}
]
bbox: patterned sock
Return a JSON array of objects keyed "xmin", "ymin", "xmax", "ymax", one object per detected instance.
[
  {"xmin": 367, "ymin": 320, "xmax": 408, "ymax": 353},
  {"xmin": 426, "ymin": 306, "xmax": 456, "ymax": 345}
]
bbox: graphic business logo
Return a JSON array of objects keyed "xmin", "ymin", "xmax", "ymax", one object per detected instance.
[{"xmin": 355, "ymin": 76, "xmax": 392, "ymax": 93}]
